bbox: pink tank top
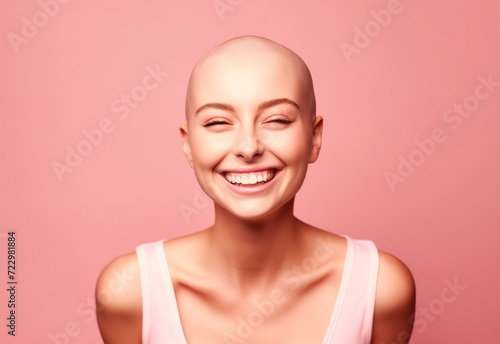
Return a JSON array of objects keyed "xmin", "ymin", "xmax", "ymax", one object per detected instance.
[{"xmin": 136, "ymin": 235, "xmax": 379, "ymax": 343}]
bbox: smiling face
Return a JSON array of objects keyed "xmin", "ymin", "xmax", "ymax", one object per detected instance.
[{"xmin": 180, "ymin": 36, "xmax": 322, "ymax": 220}]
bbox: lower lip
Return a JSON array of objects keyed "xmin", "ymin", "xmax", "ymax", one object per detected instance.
[{"xmin": 219, "ymin": 170, "xmax": 281, "ymax": 195}]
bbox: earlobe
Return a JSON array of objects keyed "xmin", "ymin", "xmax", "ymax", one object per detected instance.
[
  {"xmin": 179, "ymin": 124, "xmax": 194, "ymax": 168},
  {"xmin": 309, "ymin": 116, "xmax": 323, "ymax": 163}
]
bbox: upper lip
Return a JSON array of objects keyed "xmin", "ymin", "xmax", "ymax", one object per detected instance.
[{"xmin": 220, "ymin": 167, "xmax": 278, "ymax": 174}]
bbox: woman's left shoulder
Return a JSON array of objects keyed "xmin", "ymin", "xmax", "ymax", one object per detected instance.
[
  {"xmin": 376, "ymin": 250, "xmax": 416, "ymax": 308},
  {"xmin": 371, "ymin": 250, "xmax": 416, "ymax": 343}
]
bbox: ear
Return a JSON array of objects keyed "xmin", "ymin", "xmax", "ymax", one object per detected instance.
[
  {"xmin": 179, "ymin": 124, "xmax": 194, "ymax": 168},
  {"xmin": 309, "ymin": 116, "xmax": 323, "ymax": 163}
]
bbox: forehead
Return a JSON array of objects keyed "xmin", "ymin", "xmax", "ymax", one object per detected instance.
[{"xmin": 188, "ymin": 50, "xmax": 310, "ymax": 113}]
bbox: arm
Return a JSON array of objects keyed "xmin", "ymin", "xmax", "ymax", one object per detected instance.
[
  {"xmin": 95, "ymin": 253, "xmax": 143, "ymax": 344},
  {"xmin": 371, "ymin": 251, "xmax": 416, "ymax": 344}
]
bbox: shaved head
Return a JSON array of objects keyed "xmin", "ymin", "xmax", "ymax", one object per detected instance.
[
  {"xmin": 179, "ymin": 36, "xmax": 324, "ymax": 212},
  {"xmin": 185, "ymin": 35, "xmax": 316, "ymax": 123}
]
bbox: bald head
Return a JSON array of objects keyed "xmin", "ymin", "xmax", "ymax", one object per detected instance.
[{"xmin": 185, "ymin": 35, "xmax": 316, "ymax": 123}]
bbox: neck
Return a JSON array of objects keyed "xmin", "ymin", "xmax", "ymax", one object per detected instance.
[{"xmin": 205, "ymin": 199, "xmax": 304, "ymax": 290}]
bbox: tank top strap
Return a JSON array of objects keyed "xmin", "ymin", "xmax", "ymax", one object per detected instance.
[
  {"xmin": 323, "ymin": 236, "xmax": 379, "ymax": 344},
  {"xmin": 136, "ymin": 240, "xmax": 188, "ymax": 344}
]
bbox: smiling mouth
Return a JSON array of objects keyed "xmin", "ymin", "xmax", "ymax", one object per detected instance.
[{"xmin": 223, "ymin": 169, "xmax": 276, "ymax": 186}]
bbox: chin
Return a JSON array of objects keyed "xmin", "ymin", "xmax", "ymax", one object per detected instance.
[
  {"xmin": 219, "ymin": 197, "xmax": 294, "ymax": 222},
  {"xmin": 224, "ymin": 205, "xmax": 272, "ymax": 221}
]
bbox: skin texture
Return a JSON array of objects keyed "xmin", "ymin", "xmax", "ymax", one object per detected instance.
[{"xmin": 96, "ymin": 36, "xmax": 416, "ymax": 343}]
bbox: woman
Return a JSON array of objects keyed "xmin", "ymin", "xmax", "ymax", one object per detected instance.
[{"xmin": 96, "ymin": 35, "xmax": 415, "ymax": 344}]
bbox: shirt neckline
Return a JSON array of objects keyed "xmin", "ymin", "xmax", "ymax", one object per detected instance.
[{"xmin": 158, "ymin": 235, "xmax": 353, "ymax": 344}]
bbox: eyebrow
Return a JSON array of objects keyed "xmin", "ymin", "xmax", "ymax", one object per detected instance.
[{"xmin": 195, "ymin": 98, "xmax": 300, "ymax": 115}]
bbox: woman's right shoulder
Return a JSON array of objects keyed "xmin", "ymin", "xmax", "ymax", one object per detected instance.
[
  {"xmin": 95, "ymin": 251, "xmax": 143, "ymax": 343},
  {"xmin": 95, "ymin": 251, "xmax": 142, "ymax": 316}
]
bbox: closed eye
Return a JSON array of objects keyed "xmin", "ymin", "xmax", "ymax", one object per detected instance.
[
  {"xmin": 264, "ymin": 115, "xmax": 295, "ymax": 126},
  {"xmin": 203, "ymin": 120, "xmax": 230, "ymax": 127},
  {"xmin": 270, "ymin": 118, "xmax": 293, "ymax": 124}
]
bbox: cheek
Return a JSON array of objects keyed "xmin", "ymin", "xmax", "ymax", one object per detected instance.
[
  {"xmin": 190, "ymin": 132, "xmax": 230, "ymax": 166},
  {"xmin": 266, "ymin": 128, "xmax": 311, "ymax": 163}
]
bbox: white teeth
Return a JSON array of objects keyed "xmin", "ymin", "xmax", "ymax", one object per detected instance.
[{"xmin": 225, "ymin": 170, "xmax": 275, "ymax": 185}]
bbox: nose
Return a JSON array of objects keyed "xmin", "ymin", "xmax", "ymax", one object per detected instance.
[{"xmin": 232, "ymin": 125, "xmax": 264, "ymax": 161}]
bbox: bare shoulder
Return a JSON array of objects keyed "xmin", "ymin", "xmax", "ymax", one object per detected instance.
[
  {"xmin": 376, "ymin": 251, "xmax": 416, "ymax": 311},
  {"xmin": 95, "ymin": 252, "xmax": 142, "ymax": 344},
  {"xmin": 371, "ymin": 250, "xmax": 416, "ymax": 344},
  {"xmin": 96, "ymin": 252, "xmax": 142, "ymax": 311}
]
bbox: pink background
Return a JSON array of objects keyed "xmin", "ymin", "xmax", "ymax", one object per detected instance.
[{"xmin": 1, "ymin": 0, "xmax": 499, "ymax": 343}]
